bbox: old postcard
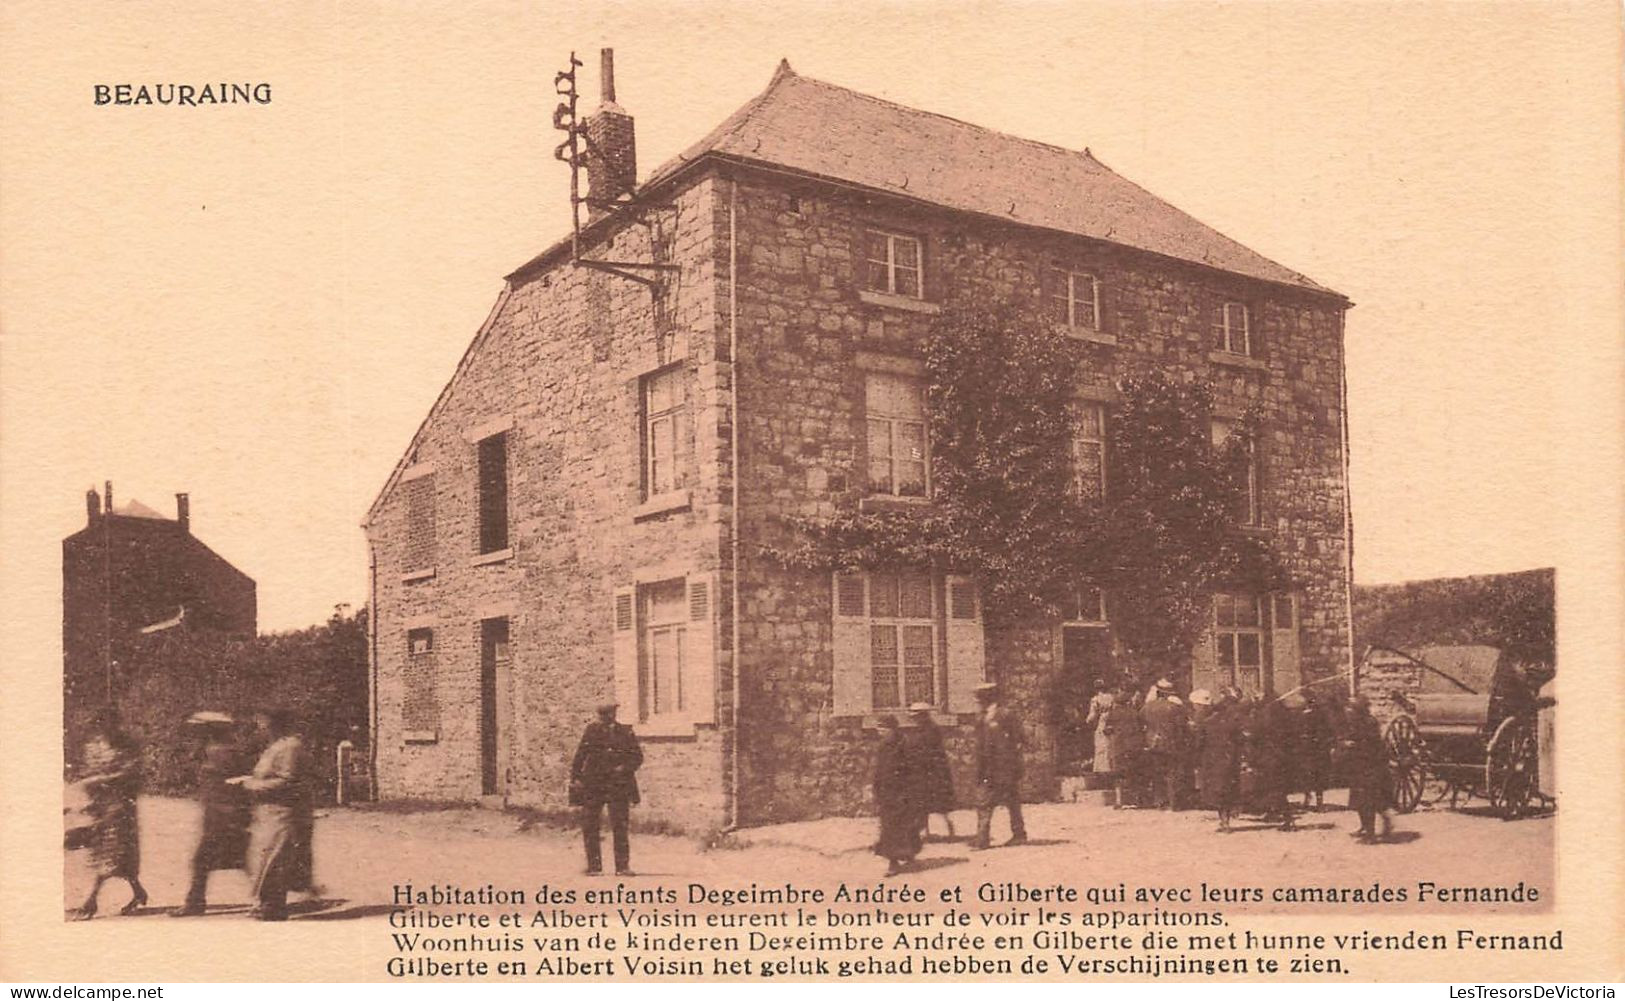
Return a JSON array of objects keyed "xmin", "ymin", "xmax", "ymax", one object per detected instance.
[{"xmin": 2, "ymin": 0, "xmax": 1621, "ymax": 986}]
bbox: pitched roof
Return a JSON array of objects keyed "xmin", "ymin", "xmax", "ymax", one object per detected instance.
[
  {"xmin": 112, "ymin": 499, "xmax": 168, "ymax": 520},
  {"xmin": 644, "ymin": 61, "xmax": 1341, "ymax": 299}
]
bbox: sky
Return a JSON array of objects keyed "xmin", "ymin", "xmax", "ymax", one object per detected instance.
[{"xmin": 2, "ymin": 0, "xmax": 1620, "ymax": 634}]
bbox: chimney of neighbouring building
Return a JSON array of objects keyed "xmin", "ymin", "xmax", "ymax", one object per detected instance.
[
  {"xmin": 583, "ymin": 48, "xmax": 636, "ymax": 219},
  {"xmin": 86, "ymin": 488, "xmax": 101, "ymax": 524},
  {"xmin": 176, "ymin": 493, "xmax": 190, "ymax": 532}
]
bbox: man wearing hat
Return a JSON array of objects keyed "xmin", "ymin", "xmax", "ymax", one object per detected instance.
[
  {"xmin": 228, "ymin": 706, "xmax": 314, "ymax": 921},
  {"xmin": 970, "ymin": 682, "xmax": 1027, "ymax": 849},
  {"xmin": 1140, "ymin": 678, "xmax": 1190, "ymax": 810},
  {"xmin": 569, "ymin": 702, "xmax": 643, "ymax": 875},
  {"xmin": 172, "ymin": 712, "xmax": 250, "ymax": 917}
]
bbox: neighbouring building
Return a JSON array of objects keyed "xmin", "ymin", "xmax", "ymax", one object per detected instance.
[
  {"xmin": 62, "ymin": 483, "xmax": 257, "ymax": 749},
  {"xmin": 363, "ymin": 56, "xmax": 1354, "ymax": 828}
]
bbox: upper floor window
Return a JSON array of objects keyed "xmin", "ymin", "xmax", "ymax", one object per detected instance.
[
  {"xmin": 1072, "ymin": 403, "xmax": 1107, "ymax": 501},
  {"xmin": 863, "ymin": 229, "xmax": 922, "ymax": 299},
  {"xmin": 1214, "ymin": 593, "xmax": 1265, "ymax": 697},
  {"xmin": 402, "ymin": 471, "xmax": 436, "ymax": 573},
  {"xmin": 865, "ymin": 373, "xmax": 928, "ymax": 498},
  {"xmin": 1048, "ymin": 269, "xmax": 1100, "ymax": 330},
  {"xmin": 1213, "ymin": 302, "xmax": 1251, "ymax": 356},
  {"xmin": 1211, "ymin": 418, "xmax": 1260, "ymax": 527},
  {"xmin": 476, "ymin": 432, "xmax": 509, "ymax": 554},
  {"xmin": 642, "ymin": 367, "xmax": 690, "ymax": 498}
]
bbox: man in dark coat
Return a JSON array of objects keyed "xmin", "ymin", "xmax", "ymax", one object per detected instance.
[
  {"xmin": 872, "ymin": 716, "xmax": 922, "ymax": 874},
  {"xmin": 1198, "ymin": 688, "xmax": 1244, "ymax": 832},
  {"xmin": 905, "ymin": 703, "xmax": 956, "ymax": 839},
  {"xmin": 1342, "ymin": 697, "xmax": 1393, "ymax": 842},
  {"xmin": 1296, "ymin": 692, "xmax": 1336, "ymax": 811},
  {"xmin": 1139, "ymin": 679, "xmax": 1189, "ymax": 810},
  {"xmin": 570, "ymin": 702, "xmax": 643, "ymax": 875},
  {"xmin": 970, "ymin": 682, "xmax": 1027, "ymax": 849},
  {"xmin": 172, "ymin": 712, "xmax": 250, "ymax": 917}
]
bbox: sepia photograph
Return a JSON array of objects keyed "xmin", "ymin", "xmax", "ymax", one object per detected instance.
[{"xmin": 1, "ymin": 0, "xmax": 1620, "ymax": 986}]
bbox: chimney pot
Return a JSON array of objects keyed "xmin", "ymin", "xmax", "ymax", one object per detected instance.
[
  {"xmin": 176, "ymin": 493, "xmax": 190, "ymax": 532},
  {"xmin": 600, "ymin": 48, "xmax": 616, "ymax": 105},
  {"xmin": 104, "ymin": 480, "xmax": 113, "ymax": 514},
  {"xmin": 86, "ymin": 488, "xmax": 101, "ymax": 524}
]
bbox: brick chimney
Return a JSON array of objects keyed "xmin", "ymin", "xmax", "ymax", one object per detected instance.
[
  {"xmin": 86, "ymin": 488, "xmax": 101, "ymax": 524},
  {"xmin": 104, "ymin": 480, "xmax": 113, "ymax": 515},
  {"xmin": 584, "ymin": 48, "xmax": 636, "ymax": 218},
  {"xmin": 176, "ymin": 492, "xmax": 190, "ymax": 532}
]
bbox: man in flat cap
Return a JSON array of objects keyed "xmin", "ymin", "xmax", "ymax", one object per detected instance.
[
  {"xmin": 970, "ymin": 682, "xmax": 1027, "ymax": 849},
  {"xmin": 570, "ymin": 702, "xmax": 643, "ymax": 875}
]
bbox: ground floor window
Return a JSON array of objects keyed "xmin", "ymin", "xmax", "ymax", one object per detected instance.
[{"xmin": 1214, "ymin": 592, "xmax": 1265, "ymax": 696}]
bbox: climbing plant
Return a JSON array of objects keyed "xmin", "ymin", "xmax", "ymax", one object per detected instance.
[{"xmin": 766, "ymin": 292, "xmax": 1284, "ymax": 681}]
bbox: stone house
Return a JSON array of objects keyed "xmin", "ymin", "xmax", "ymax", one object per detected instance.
[
  {"xmin": 363, "ymin": 58, "xmax": 1353, "ymax": 829},
  {"xmin": 63, "ymin": 484, "xmax": 257, "ymax": 748}
]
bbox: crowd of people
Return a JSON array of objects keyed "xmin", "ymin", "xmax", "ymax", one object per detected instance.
[
  {"xmin": 1083, "ymin": 678, "xmax": 1394, "ymax": 840},
  {"xmin": 66, "ymin": 705, "xmax": 318, "ymax": 921},
  {"xmin": 869, "ymin": 676, "xmax": 1398, "ymax": 872}
]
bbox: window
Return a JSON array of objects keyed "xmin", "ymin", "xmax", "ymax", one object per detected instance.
[
  {"xmin": 832, "ymin": 572, "xmax": 985, "ymax": 715},
  {"xmin": 1213, "ymin": 301, "xmax": 1251, "ymax": 356},
  {"xmin": 1059, "ymin": 583, "xmax": 1108, "ymax": 624},
  {"xmin": 863, "ymin": 229, "xmax": 922, "ymax": 298},
  {"xmin": 1211, "ymin": 418, "xmax": 1260, "ymax": 526},
  {"xmin": 403, "ymin": 472, "xmax": 436, "ymax": 573},
  {"xmin": 866, "ymin": 572, "xmax": 937, "ymax": 709},
  {"xmin": 640, "ymin": 579, "xmax": 688, "ymax": 719},
  {"xmin": 1048, "ymin": 269, "xmax": 1100, "ymax": 330},
  {"xmin": 611, "ymin": 574, "xmax": 715, "ymax": 730},
  {"xmin": 403, "ymin": 627, "xmax": 438, "ymax": 735},
  {"xmin": 642, "ymin": 367, "xmax": 690, "ymax": 498},
  {"xmin": 476, "ymin": 432, "xmax": 509, "ymax": 554},
  {"xmin": 866, "ymin": 373, "xmax": 928, "ymax": 497},
  {"xmin": 1072, "ymin": 404, "xmax": 1107, "ymax": 501},
  {"xmin": 1214, "ymin": 593, "xmax": 1265, "ymax": 696}
]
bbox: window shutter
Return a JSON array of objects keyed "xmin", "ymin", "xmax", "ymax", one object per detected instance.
[
  {"xmin": 944, "ymin": 574, "xmax": 986, "ymax": 713},
  {"xmin": 1189, "ymin": 597, "xmax": 1219, "ymax": 695},
  {"xmin": 685, "ymin": 573, "xmax": 717, "ymax": 724},
  {"xmin": 1269, "ymin": 592, "xmax": 1301, "ymax": 699},
  {"xmin": 831, "ymin": 572, "xmax": 871, "ymax": 717},
  {"xmin": 612, "ymin": 586, "xmax": 640, "ymax": 721}
]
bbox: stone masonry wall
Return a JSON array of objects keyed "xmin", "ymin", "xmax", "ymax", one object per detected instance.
[
  {"xmin": 724, "ymin": 167, "xmax": 1352, "ymax": 822},
  {"xmin": 367, "ymin": 173, "xmax": 733, "ymax": 831}
]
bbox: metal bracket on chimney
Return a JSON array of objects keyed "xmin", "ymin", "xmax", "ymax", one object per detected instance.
[{"xmin": 553, "ymin": 50, "xmax": 676, "ymax": 290}]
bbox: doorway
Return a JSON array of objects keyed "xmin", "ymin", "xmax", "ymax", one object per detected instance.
[{"xmin": 479, "ymin": 617, "xmax": 510, "ymax": 797}]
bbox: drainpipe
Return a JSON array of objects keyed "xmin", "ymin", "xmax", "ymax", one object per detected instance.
[
  {"xmin": 1337, "ymin": 307, "xmax": 1357, "ymax": 698},
  {"xmin": 367, "ymin": 538, "xmax": 380, "ymax": 800},
  {"xmin": 725, "ymin": 176, "xmax": 742, "ymax": 831}
]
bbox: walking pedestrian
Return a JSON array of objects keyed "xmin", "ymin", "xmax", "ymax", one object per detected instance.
[
  {"xmin": 1297, "ymin": 691, "xmax": 1336, "ymax": 811},
  {"xmin": 872, "ymin": 716, "xmax": 922, "ymax": 874},
  {"xmin": 905, "ymin": 703, "xmax": 956, "ymax": 839},
  {"xmin": 969, "ymin": 682, "xmax": 1027, "ymax": 849},
  {"xmin": 70, "ymin": 706, "xmax": 150, "ymax": 919},
  {"xmin": 569, "ymin": 702, "xmax": 643, "ymax": 876},
  {"xmin": 172, "ymin": 711, "xmax": 251, "ymax": 917},
  {"xmin": 230, "ymin": 707, "xmax": 315, "ymax": 921}
]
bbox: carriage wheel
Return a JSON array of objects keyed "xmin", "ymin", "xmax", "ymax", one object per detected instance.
[
  {"xmin": 1384, "ymin": 716, "xmax": 1425, "ymax": 814},
  {"xmin": 1486, "ymin": 716, "xmax": 1537, "ymax": 819}
]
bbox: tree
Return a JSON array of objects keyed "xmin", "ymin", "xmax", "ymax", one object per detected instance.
[{"xmin": 767, "ymin": 294, "xmax": 1284, "ymax": 685}]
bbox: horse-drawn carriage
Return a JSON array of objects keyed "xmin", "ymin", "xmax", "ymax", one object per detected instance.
[{"xmin": 1379, "ymin": 645, "xmax": 1554, "ymax": 819}]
